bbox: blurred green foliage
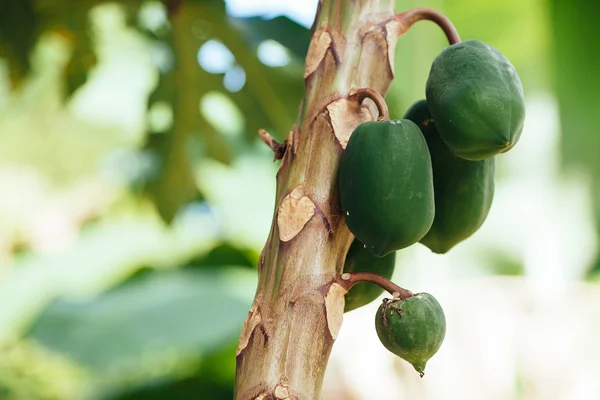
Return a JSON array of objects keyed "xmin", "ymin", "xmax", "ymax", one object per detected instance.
[
  {"xmin": 550, "ymin": 0, "xmax": 600, "ymax": 278},
  {"xmin": 0, "ymin": 0, "xmax": 597, "ymax": 398}
]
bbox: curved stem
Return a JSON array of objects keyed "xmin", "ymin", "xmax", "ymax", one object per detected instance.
[
  {"xmin": 349, "ymin": 88, "xmax": 390, "ymax": 121},
  {"xmin": 337, "ymin": 271, "xmax": 413, "ymax": 300},
  {"xmin": 395, "ymin": 7, "xmax": 461, "ymax": 45}
]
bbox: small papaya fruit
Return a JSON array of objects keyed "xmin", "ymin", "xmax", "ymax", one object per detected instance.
[
  {"xmin": 375, "ymin": 293, "xmax": 446, "ymax": 375},
  {"xmin": 343, "ymin": 239, "xmax": 396, "ymax": 312},
  {"xmin": 425, "ymin": 39, "xmax": 525, "ymax": 161},
  {"xmin": 404, "ymin": 99, "xmax": 495, "ymax": 253},
  {"xmin": 339, "ymin": 120, "xmax": 435, "ymax": 257}
]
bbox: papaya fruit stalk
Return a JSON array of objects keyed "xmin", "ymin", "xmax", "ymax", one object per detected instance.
[
  {"xmin": 395, "ymin": 7, "xmax": 461, "ymax": 44},
  {"xmin": 337, "ymin": 271, "xmax": 413, "ymax": 300},
  {"xmin": 235, "ymin": 2, "xmax": 459, "ymax": 399},
  {"xmin": 342, "ymin": 239, "xmax": 397, "ymax": 312}
]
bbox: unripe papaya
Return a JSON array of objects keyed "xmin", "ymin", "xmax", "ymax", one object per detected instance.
[
  {"xmin": 339, "ymin": 120, "xmax": 435, "ymax": 257},
  {"xmin": 404, "ymin": 100, "xmax": 495, "ymax": 254},
  {"xmin": 426, "ymin": 39, "xmax": 525, "ymax": 161},
  {"xmin": 343, "ymin": 239, "xmax": 396, "ymax": 312},
  {"xmin": 375, "ymin": 293, "xmax": 446, "ymax": 375}
]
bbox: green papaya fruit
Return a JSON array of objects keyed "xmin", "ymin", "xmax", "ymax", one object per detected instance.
[
  {"xmin": 425, "ymin": 39, "xmax": 525, "ymax": 161},
  {"xmin": 375, "ymin": 293, "xmax": 446, "ymax": 375},
  {"xmin": 343, "ymin": 239, "xmax": 396, "ymax": 312},
  {"xmin": 339, "ymin": 120, "xmax": 435, "ymax": 257},
  {"xmin": 404, "ymin": 99, "xmax": 495, "ymax": 254}
]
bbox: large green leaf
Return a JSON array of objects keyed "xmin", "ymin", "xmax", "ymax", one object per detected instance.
[
  {"xmin": 227, "ymin": 62, "xmax": 304, "ymax": 141},
  {"xmin": 0, "ymin": 216, "xmax": 219, "ymax": 347},
  {"xmin": 0, "ymin": 0, "xmax": 37, "ymax": 86},
  {"xmin": 28, "ymin": 268, "xmax": 254, "ymax": 371},
  {"xmin": 107, "ymin": 344, "xmax": 236, "ymax": 400},
  {"xmin": 229, "ymin": 15, "xmax": 310, "ymax": 60},
  {"xmin": 184, "ymin": 242, "xmax": 259, "ymax": 270},
  {"xmin": 143, "ymin": 0, "xmax": 306, "ymax": 220},
  {"xmin": 0, "ymin": 0, "xmax": 148, "ymax": 93},
  {"xmin": 198, "ymin": 2, "xmax": 304, "ymax": 140},
  {"xmin": 143, "ymin": 4, "xmax": 232, "ymax": 222}
]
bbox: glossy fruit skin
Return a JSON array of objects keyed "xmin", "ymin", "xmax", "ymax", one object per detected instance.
[
  {"xmin": 404, "ymin": 100, "xmax": 495, "ymax": 254},
  {"xmin": 339, "ymin": 120, "xmax": 435, "ymax": 257},
  {"xmin": 343, "ymin": 239, "xmax": 396, "ymax": 312},
  {"xmin": 375, "ymin": 293, "xmax": 446, "ymax": 374},
  {"xmin": 426, "ymin": 39, "xmax": 525, "ymax": 161}
]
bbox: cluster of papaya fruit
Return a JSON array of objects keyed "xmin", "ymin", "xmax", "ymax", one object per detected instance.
[{"xmin": 339, "ymin": 39, "xmax": 525, "ymax": 374}]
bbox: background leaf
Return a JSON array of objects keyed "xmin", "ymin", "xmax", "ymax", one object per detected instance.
[
  {"xmin": 28, "ymin": 268, "xmax": 252, "ymax": 370},
  {"xmin": 0, "ymin": 0, "xmax": 37, "ymax": 86},
  {"xmin": 550, "ymin": 0, "xmax": 600, "ymax": 277},
  {"xmin": 229, "ymin": 15, "xmax": 310, "ymax": 60}
]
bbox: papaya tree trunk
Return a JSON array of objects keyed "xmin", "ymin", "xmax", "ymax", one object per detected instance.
[{"xmin": 235, "ymin": 1, "xmax": 404, "ymax": 398}]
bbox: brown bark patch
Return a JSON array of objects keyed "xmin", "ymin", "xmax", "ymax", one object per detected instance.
[
  {"xmin": 274, "ymin": 384, "xmax": 290, "ymax": 399},
  {"xmin": 327, "ymin": 98, "xmax": 373, "ymax": 149},
  {"xmin": 305, "ymin": 28, "xmax": 332, "ymax": 78},
  {"xmin": 324, "ymin": 283, "xmax": 347, "ymax": 340},
  {"xmin": 237, "ymin": 302, "xmax": 262, "ymax": 356},
  {"xmin": 277, "ymin": 186, "xmax": 316, "ymax": 242}
]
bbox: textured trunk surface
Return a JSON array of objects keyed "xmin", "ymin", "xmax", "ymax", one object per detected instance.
[{"xmin": 235, "ymin": 1, "xmax": 403, "ymax": 399}]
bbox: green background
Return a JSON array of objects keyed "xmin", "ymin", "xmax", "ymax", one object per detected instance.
[{"xmin": 0, "ymin": 0, "xmax": 598, "ymax": 398}]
